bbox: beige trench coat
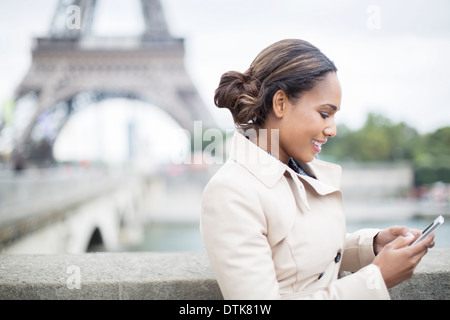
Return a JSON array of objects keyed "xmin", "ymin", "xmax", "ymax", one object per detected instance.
[{"xmin": 200, "ymin": 131, "xmax": 390, "ymax": 299}]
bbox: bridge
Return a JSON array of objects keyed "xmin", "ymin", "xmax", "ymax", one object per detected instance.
[{"xmin": 0, "ymin": 166, "xmax": 152, "ymax": 254}]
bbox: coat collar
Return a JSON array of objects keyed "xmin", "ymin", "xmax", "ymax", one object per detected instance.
[
  {"xmin": 229, "ymin": 130, "xmax": 342, "ymax": 195},
  {"xmin": 298, "ymin": 161, "xmax": 342, "ymax": 195},
  {"xmin": 229, "ymin": 130, "xmax": 286, "ymax": 188}
]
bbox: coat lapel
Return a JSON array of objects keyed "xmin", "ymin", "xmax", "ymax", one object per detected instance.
[{"xmin": 298, "ymin": 159, "xmax": 342, "ymax": 195}]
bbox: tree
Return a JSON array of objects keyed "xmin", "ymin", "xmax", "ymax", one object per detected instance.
[
  {"xmin": 321, "ymin": 113, "xmax": 450, "ymax": 185},
  {"xmin": 412, "ymin": 127, "xmax": 450, "ymax": 185},
  {"xmin": 322, "ymin": 113, "xmax": 419, "ymax": 163}
]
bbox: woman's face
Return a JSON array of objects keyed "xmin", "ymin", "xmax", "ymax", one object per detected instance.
[{"xmin": 275, "ymin": 72, "xmax": 342, "ymax": 164}]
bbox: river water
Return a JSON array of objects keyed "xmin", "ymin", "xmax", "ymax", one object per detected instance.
[{"xmin": 124, "ymin": 217, "xmax": 450, "ymax": 253}]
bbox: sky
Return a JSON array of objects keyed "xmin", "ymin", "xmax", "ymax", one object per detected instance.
[
  {"xmin": 0, "ymin": 0, "xmax": 449, "ymax": 140},
  {"xmin": 162, "ymin": 0, "xmax": 450, "ymax": 134}
]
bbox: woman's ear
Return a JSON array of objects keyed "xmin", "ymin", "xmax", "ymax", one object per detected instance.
[{"xmin": 272, "ymin": 90, "xmax": 288, "ymax": 118}]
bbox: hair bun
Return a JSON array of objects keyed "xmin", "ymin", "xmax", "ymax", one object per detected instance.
[{"xmin": 214, "ymin": 71, "xmax": 261, "ymax": 128}]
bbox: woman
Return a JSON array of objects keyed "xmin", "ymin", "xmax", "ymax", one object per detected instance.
[{"xmin": 200, "ymin": 39, "xmax": 434, "ymax": 299}]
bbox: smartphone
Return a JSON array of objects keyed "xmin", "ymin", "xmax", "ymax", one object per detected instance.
[{"xmin": 410, "ymin": 215, "xmax": 444, "ymax": 246}]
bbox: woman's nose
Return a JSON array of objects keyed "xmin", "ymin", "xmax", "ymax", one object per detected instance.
[{"xmin": 324, "ymin": 122, "xmax": 337, "ymax": 137}]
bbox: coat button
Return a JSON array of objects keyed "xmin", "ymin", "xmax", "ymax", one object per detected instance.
[{"xmin": 334, "ymin": 251, "xmax": 342, "ymax": 263}]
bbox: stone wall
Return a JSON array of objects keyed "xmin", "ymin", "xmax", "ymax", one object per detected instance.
[{"xmin": 0, "ymin": 249, "xmax": 448, "ymax": 300}]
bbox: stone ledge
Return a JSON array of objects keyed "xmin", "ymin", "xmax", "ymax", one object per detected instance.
[
  {"xmin": 0, "ymin": 249, "xmax": 448, "ymax": 300},
  {"xmin": 0, "ymin": 252, "xmax": 222, "ymax": 300}
]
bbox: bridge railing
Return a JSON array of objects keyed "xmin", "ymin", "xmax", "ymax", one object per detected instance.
[
  {"xmin": 0, "ymin": 249, "xmax": 448, "ymax": 300},
  {"xmin": 0, "ymin": 166, "xmax": 150, "ymax": 253}
]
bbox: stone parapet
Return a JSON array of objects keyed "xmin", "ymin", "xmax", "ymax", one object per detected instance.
[{"xmin": 0, "ymin": 249, "xmax": 448, "ymax": 300}]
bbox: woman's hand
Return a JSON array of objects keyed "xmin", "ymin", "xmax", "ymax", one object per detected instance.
[
  {"xmin": 372, "ymin": 229, "xmax": 435, "ymax": 289},
  {"xmin": 373, "ymin": 226, "xmax": 421, "ymax": 255}
]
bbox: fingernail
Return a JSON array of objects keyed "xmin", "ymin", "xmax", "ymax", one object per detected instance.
[{"xmin": 405, "ymin": 232, "xmax": 414, "ymax": 239}]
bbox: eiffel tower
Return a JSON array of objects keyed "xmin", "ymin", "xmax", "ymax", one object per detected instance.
[{"xmin": 11, "ymin": 0, "xmax": 216, "ymax": 168}]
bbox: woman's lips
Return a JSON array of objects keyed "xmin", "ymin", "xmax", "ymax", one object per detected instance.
[{"xmin": 312, "ymin": 139, "xmax": 326, "ymax": 153}]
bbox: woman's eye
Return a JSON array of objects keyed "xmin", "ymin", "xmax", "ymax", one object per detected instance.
[{"xmin": 320, "ymin": 112, "xmax": 329, "ymax": 119}]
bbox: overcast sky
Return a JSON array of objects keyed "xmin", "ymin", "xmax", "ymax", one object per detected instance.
[{"xmin": 1, "ymin": 0, "xmax": 449, "ymax": 134}]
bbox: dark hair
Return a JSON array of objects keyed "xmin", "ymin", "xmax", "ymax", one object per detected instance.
[{"xmin": 214, "ymin": 39, "xmax": 337, "ymax": 130}]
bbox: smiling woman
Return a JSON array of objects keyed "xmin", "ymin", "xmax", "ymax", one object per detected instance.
[{"xmin": 201, "ymin": 39, "xmax": 435, "ymax": 300}]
